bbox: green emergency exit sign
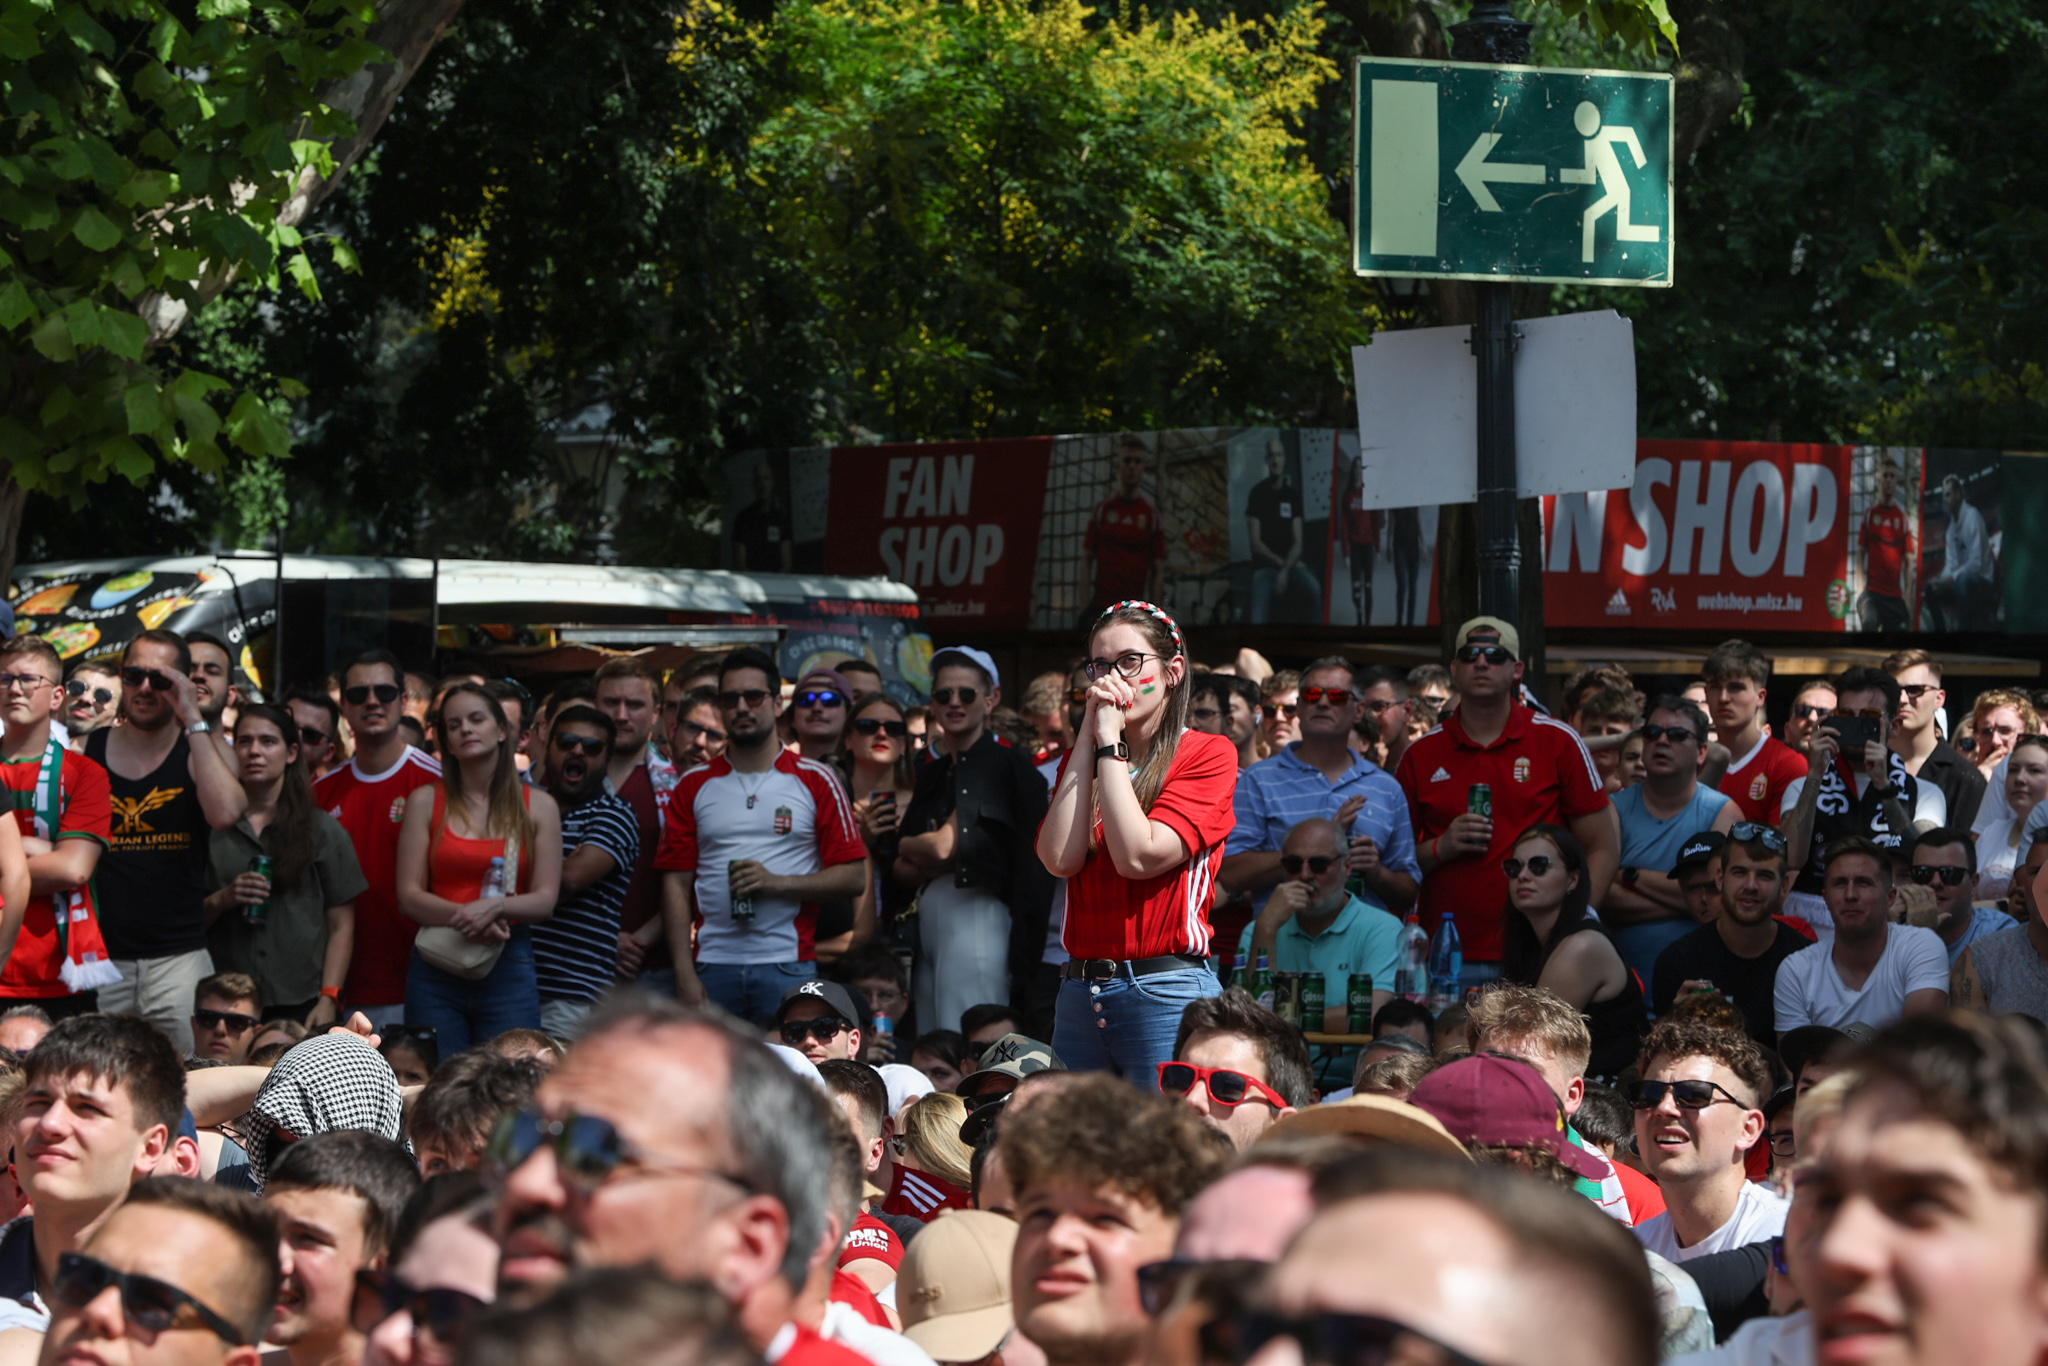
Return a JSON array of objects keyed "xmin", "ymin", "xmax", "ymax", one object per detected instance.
[{"xmin": 1352, "ymin": 57, "xmax": 1674, "ymax": 287}]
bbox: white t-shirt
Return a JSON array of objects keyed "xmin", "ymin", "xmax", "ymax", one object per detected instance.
[
  {"xmin": 1773, "ymin": 924, "xmax": 1950, "ymax": 1034},
  {"xmin": 1634, "ymin": 1180, "xmax": 1789, "ymax": 1262}
]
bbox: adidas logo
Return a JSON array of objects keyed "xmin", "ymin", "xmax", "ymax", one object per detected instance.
[
  {"xmin": 1430, "ymin": 767, "xmax": 1452, "ymax": 782},
  {"xmin": 1605, "ymin": 588, "xmax": 1631, "ymax": 616}
]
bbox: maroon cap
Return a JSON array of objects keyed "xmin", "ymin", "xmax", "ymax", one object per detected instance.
[{"xmin": 1408, "ymin": 1054, "xmax": 1609, "ymax": 1181}]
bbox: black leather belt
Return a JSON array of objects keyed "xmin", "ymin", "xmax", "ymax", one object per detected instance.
[{"xmin": 1061, "ymin": 954, "xmax": 1206, "ymax": 982}]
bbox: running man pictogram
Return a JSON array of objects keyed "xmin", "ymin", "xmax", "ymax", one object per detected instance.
[{"xmin": 1560, "ymin": 101, "xmax": 1661, "ymax": 263}]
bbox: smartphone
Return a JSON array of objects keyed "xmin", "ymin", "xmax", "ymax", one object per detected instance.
[
  {"xmin": 870, "ymin": 789, "xmax": 896, "ymax": 822},
  {"xmin": 1830, "ymin": 713, "xmax": 1883, "ymax": 753}
]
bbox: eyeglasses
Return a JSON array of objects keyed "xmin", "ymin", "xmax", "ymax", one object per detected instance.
[
  {"xmin": 1362, "ymin": 697, "xmax": 1403, "ymax": 714},
  {"xmin": 552, "ymin": 733, "xmax": 608, "ymax": 757},
  {"xmin": 119, "ymin": 667, "xmax": 178, "ymax": 692},
  {"xmin": 1640, "ymin": 723, "xmax": 1699, "ymax": 745},
  {"xmin": 1768, "ymin": 1131, "xmax": 1797, "ymax": 1158},
  {"xmin": 1201, "ymin": 1311, "xmax": 1496, "ymax": 1366},
  {"xmin": 1454, "ymin": 644, "xmax": 1513, "ymax": 665},
  {"xmin": 193, "ymin": 1008, "xmax": 258, "ymax": 1033},
  {"xmin": 350, "ymin": 1269, "xmax": 487, "ymax": 1347},
  {"xmin": 931, "ymin": 687, "xmax": 980, "ymax": 706},
  {"xmin": 1728, "ymin": 822, "xmax": 1789, "ymax": 851},
  {"xmin": 53, "ymin": 1252, "xmax": 245, "ymax": 1345},
  {"xmin": 1299, "ymin": 686, "xmax": 1353, "ymax": 707},
  {"xmin": 1501, "ymin": 854, "xmax": 1556, "ymax": 878},
  {"xmin": 1190, "ymin": 706, "xmax": 1221, "ymax": 722},
  {"xmin": 796, "ymin": 690, "xmax": 844, "ymax": 709},
  {"xmin": 779, "ymin": 1017, "xmax": 851, "ymax": 1046},
  {"xmin": 488, "ymin": 1107, "xmax": 753, "ymax": 1196},
  {"xmin": 1278, "ymin": 854, "xmax": 1338, "ymax": 875},
  {"xmin": 343, "ymin": 682, "xmax": 402, "ymax": 706},
  {"xmin": 1157, "ymin": 1062, "xmax": 1290, "ymax": 1110},
  {"xmin": 853, "ymin": 717, "xmax": 908, "ymax": 737},
  {"xmin": 63, "ymin": 679, "xmax": 114, "ymax": 706},
  {"xmin": 1898, "ymin": 683, "xmax": 1938, "ymax": 703},
  {"xmin": 1909, "ymin": 864, "xmax": 1971, "ymax": 886},
  {"xmin": 0, "ymin": 672, "xmax": 50, "ymax": 693},
  {"xmin": 1135, "ymin": 1258, "xmax": 1268, "ymax": 1317},
  {"xmin": 718, "ymin": 688, "xmax": 772, "ymax": 710},
  {"xmin": 1628, "ymin": 1078, "xmax": 1751, "ymax": 1111},
  {"xmin": 1085, "ymin": 652, "xmax": 1163, "ymax": 682},
  {"xmin": 680, "ymin": 720, "xmax": 728, "ymax": 745}
]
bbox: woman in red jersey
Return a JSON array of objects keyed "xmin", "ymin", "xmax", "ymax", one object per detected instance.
[{"xmin": 1036, "ymin": 601, "xmax": 1237, "ymax": 1079}]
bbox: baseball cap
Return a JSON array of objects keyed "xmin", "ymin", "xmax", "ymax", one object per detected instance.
[
  {"xmin": 899, "ymin": 1211, "xmax": 1018, "ymax": 1361},
  {"xmin": 1408, "ymin": 1054, "xmax": 1607, "ymax": 1181},
  {"xmin": 1669, "ymin": 829, "xmax": 1728, "ymax": 878},
  {"xmin": 970, "ymin": 1033, "xmax": 1063, "ymax": 1084},
  {"xmin": 1453, "ymin": 616, "xmax": 1520, "ymax": 661},
  {"xmin": 795, "ymin": 668, "xmax": 854, "ymax": 701},
  {"xmin": 929, "ymin": 646, "xmax": 1001, "ymax": 691},
  {"xmin": 773, "ymin": 980, "xmax": 862, "ymax": 1028},
  {"xmin": 1257, "ymin": 1094, "xmax": 1469, "ymax": 1160}
]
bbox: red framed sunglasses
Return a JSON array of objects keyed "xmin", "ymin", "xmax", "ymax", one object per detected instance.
[
  {"xmin": 1298, "ymin": 686, "xmax": 1353, "ymax": 706},
  {"xmin": 1158, "ymin": 1062, "xmax": 1290, "ymax": 1109}
]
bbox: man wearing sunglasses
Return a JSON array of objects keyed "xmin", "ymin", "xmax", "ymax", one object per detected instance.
[
  {"xmin": 1629, "ymin": 1019, "xmax": 1787, "ymax": 1263},
  {"xmin": 1904, "ymin": 827, "xmax": 2013, "ymax": 969},
  {"xmin": 1235, "ymin": 819, "xmax": 1398, "ymax": 1028},
  {"xmin": 896, "ymin": 647, "xmax": 1053, "ymax": 1034},
  {"xmin": 188, "ymin": 973, "xmax": 264, "ymax": 1065},
  {"xmin": 1161, "ymin": 988, "xmax": 1311, "ymax": 1149},
  {"xmin": 263, "ymin": 1130, "xmax": 422, "ymax": 1366},
  {"xmin": 284, "ymin": 685, "xmax": 342, "ymax": 781},
  {"xmin": 61, "ymin": 663, "xmax": 121, "ymax": 746},
  {"xmin": 87, "ymin": 630, "xmax": 247, "ymax": 1055},
  {"xmin": 1883, "ymin": 649, "xmax": 1988, "ymax": 835},
  {"xmin": 39, "ymin": 1176, "xmax": 278, "ymax": 1366},
  {"xmin": 788, "ymin": 669, "xmax": 854, "ymax": 765},
  {"xmin": 1648, "ymin": 829, "xmax": 1814, "ymax": 1050},
  {"xmin": 656, "ymin": 648, "xmax": 866, "ymax": 1021},
  {"xmin": 1396, "ymin": 619, "xmax": 1618, "ymax": 984},
  {"xmin": 314, "ymin": 649, "xmax": 444, "ymax": 1032},
  {"xmin": 773, "ymin": 981, "xmax": 865, "ymax": 1066},
  {"xmin": 532, "ymin": 707, "xmax": 641, "ymax": 1040}
]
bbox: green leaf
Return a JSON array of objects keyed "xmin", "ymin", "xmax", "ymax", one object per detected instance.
[
  {"xmin": 173, "ymin": 389, "xmax": 221, "ymax": 445},
  {"xmin": 116, "ymin": 172, "xmax": 172, "ymax": 209},
  {"xmin": 286, "ymin": 249, "xmax": 322, "ymax": 302},
  {"xmin": 99, "ymin": 434, "xmax": 153, "ymax": 483},
  {"xmin": 277, "ymin": 376, "xmax": 309, "ymax": 400},
  {"xmin": 123, "ymin": 383, "xmax": 164, "ymax": 436},
  {"xmin": 39, "ymin": 385, "xmax": 76, "ymax": 428},
  {"xmin": 60, "ymin": 299, "xmax": 99, "ymax": 351},
  {"xmin": 71, "ymin": 206, "xmax": 122, "ymax": 252},
  {"xmin": 0, "ymin": 281, "xmax": 38, "ymax": 331},
  {"xmin": 35, "ymin": 137, "xmax": 91, "ymax": 181},
  {"xmin": 100, "ymin": 309, "xmax": 149, "ymax": 361},
  {"xmin": 108, "ymin": 253, "xmax": 147, "ymax": 299},
  {"xmin": 28, "ymin": 313, "xmax": 73, "ymax": 363},
  {"xmin": 56, "ymin": 5, "xmax": 115, "ymax": 56},
  {"xmin": 0, "ymin": 13, "xmax": 42, "ymax": 60},
  {"xmin": 160, "ymin": 247, "xmax": 205, "ymax": 281},
  {"xmin": 329, "ymin": 238, "xmax": 360, "ymax": 272}
]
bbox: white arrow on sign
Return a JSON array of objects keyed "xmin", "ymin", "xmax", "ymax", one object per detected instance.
[{"xmin": 1455, "ymin": 132, "xmax": 1544, "ymax": 211}]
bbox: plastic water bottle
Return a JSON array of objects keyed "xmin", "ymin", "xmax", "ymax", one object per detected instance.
[
  {"xmin": 1394, "ymin": 911, "xmax": 1430, "ymax": 1004},
  {"xmin": 1427, "ymin": 916, "xmax": 1464, "ymax": 1012},
  {"xmin": 481, "ymin": 856, "xmax": 507, "ymax": 900}
]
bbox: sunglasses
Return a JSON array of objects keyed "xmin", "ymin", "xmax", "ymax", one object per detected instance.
[
  {"xmin": 1897, "ymin": 683, "xmax": 1938, "ymax": 703},
  {"xmin": 552, "ymin": 733, "xmax": 609, "ymax": 757},
  {"xmin": 63, "ymin": 679, "xmax": 114, "ymax": 706},
  {"xmin": 1068, "ymin": 687, "xmax": 1092, "ymax": 705},
  {"xmin": 718, "ymin": 688, "xmax": 772, "ymax": 709},
  {"xmin": 119, "ymin": 667, "xmax": 178, "ymax": 692},
  {"xmin": 779, "ymin": 1018, "xmax": 851, "ymax": 1045},
  {"xmin": 1640, "ymin": 723, "xmax": 1699, "ymax": 745},
  {"xmin": 1201, "ymin": 1311, "xmax": 1495, "ymax": 1366},
  {"xmin": 350, "ymin": 1269, "xmax": 487, "ymax": 1347},
  {"xmin": 1628, "ymin": 1078, "xmax": 1750, "ymax": 1111},
  {"xmin": 853, "ymin": 717, "xmax": 908, "ymax": 737},
  {"xmin": 343, "ymin": 682, "xmax": 402, "ymax": 706},
  {"xmin": 1729, "ymin": 822, "xmax": 1789, "ymax": 852},
  {"xmin": 1135, "ymin": 1258, "xmax": 1267, "ymax": 1318},
  {"xmin": 1501, "ymin": 854, "xmax": 1557, "ymax": 878},
  {"xmin": 1454, "ymin": 644, "xmax": 1513, "ymax": 665},
  {"xmin": 796, "ymin": 690, "xmax": 844, "ymax": 709},
  {"xmin": 1909, "ymin": 864, "xmax": 1971, "ymax": 886},
  {"xmin": 680, "ymin": 720, "xmax": 728, "ymax": 745},
  {"xmin": 54, "ymin": 1252, "xmax": 244, "ymax": 1345},
  {"xmin": 0, "ymin": 672, "xmax": 50, "ymax": 693},
  {"xmin": 1190, "ymin": 706, "xmax": 1222, "ymax": 722},
  {"xmin": 489, "ymin": 1107, "xmax": 753, "ymax": 1196},
  {"xmin": 1157, "ymin": 1062, "xmax": 1290, "ymax": 1110},
  {"xmin": 1278, "ymin": 854, "xmax": 1338, "ymax": 875},
  {"xmin": 294, "ymin": 725, "xmax": 329, "ymax": 747},
  {"xmin": 1085, "ymin": 652, "xmax": 1162, "ymax": 682},
  {"xmin": 1299, "ymin": 686, "xmax": 1353, "ymax": 706},
  {"xmin": 1270, "ymin": 704, "xmax": 1299, "ymax": 719},
  {"xmin": 194, "ymin": 1008, "xmax": 258, "ymax": 1033},
  {"xmin": 1793, "ymin": 702, "xmax": 1833, "ymax": 720},
  {"xmin": 932, "ymin": 687, "xmax": 980, "ymax": 706}
]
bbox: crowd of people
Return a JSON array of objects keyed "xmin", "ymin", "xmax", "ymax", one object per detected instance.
[{"xmin": 0, "ymin": 600, "xmax": 2038, "ymax": 1366}]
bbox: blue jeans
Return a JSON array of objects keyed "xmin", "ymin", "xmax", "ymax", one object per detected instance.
[
  {"xmin": 1052, "ymin": 966, "xmax": 1222, "ymax": 1085},
  {"xmin": 698, "ymin": 960, "xmax": 815, "ymax": 1027},
  {"xmin": 1612, "ymin": 920, "xmax": 1694, "ymax": 1012},
  {"xmin": 1250, "ymin": 564, "xmax": 1322, "ymax": 623},
  {"xmin": 405, "ymin": 936, "xmax": 541, "ymax": 1057}
]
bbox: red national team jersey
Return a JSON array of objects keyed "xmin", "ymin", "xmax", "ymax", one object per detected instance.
[
  {"xmin": 1862, "ymin": 502, "xmax": 1914, "ymax": 599},
  {"xmin": 0, "ymin": 750, "xmax": 111, "ymax": 998},
  {"xmin": 882, "ymin": 1164, "xmax": 973, "ymax": 1223},
  {"xmin": 1717, "ymin": 734, "xmax": 1809, "ymax": 826},
  {"xmin": 315, "ymin": 747, "xmax": 442, "ymax": 1005},
  {"xmin": 1396, "ymin": 706, "xmax": 1609, "ymax": 961},
  {"xmin": 1056, "ymin": 729, "xmax": 1238, "ymax": 960},
  {"xmin": 1085, "ymin": 494, "xmax": 1168, "ymax": 608},
  {"xmin": 837, "ymin": 1212, "xmax": 904, "ymax": 1273}
]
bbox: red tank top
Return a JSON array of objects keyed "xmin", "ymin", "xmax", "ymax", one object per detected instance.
[{"xmin": 428, "ymin": 785, "xmax": 532, "ymax": 900}]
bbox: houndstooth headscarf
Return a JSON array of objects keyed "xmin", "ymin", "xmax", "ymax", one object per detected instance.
[{"xmin": 238, "ymin": 1033, "xmax": 404, "ymax": 1194}]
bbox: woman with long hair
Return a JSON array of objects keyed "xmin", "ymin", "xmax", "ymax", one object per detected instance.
[
  {"xmin": 1036, "ymin": 600, "xmax": 1236, "ymax": 1079},
  {"xmin": 830, "ymin": 692, "xmax": 912, "ymax": 963},
  {"xmin": 396, "ymin": 682, "xmax": 562, "ymax": 1054},
  {"xmin": 204, "ymin": 704, "xmax": 370, "ymax": 1026},
  {"xmin": 1500, "ymin": 823, "xmax": 1645, "ymax": 1078},
  {"xmin": 1976, "ymin": 735, "xmax": 2048, "ymax": 901}
]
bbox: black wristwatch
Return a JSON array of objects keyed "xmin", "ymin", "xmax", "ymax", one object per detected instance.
[
  {"xmin": 1620, "ymin": 865, "xmax": 1641, "ymax": 886},
  {"xmin": 1095, "ymin": 741, "xmax": 1129, "ymax": 762}
]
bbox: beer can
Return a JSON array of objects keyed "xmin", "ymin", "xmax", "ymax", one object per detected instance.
[
  {"xmin": 1272, "ymin": 972, "xmax": 1303, "ymax": 1026},
  {"xmin": 1301, "ymin": 973, "xmax": 1327, "ymax": 1026},
  {"xmin": 245, "ymin": 855, "xmax": 274, "ymax": 926},
  {"xmin": 729, "ymin": 860, "xmax": 755, "ymax": 922},
  {"xmin": 1468, "ymin": 783, "xmax": 1493, "ymax": 819},
  {"xmin": 1346, "ymin": 973, "xmax": 1374, "ymax": 1033}
]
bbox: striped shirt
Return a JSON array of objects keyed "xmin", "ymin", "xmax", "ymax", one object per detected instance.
[
  {"xmin": 1225, "ymin": 745, "xmax": 1420, "ymax": 916},
  {"xmin": 533, "ymin": 792, "xmax": 640, "ymax": 1003}
]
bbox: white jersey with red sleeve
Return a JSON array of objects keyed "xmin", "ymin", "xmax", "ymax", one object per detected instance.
[{"xmin": 654, "ymin": 749, "xmax": 864, "ymax": 965}]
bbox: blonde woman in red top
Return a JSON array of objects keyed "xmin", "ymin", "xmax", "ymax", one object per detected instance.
[{"xmin": 1037, "ymin": 601, "xmax": 1237, "ymax": 1079}]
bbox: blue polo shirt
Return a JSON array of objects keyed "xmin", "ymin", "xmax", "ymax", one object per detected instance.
[
  {"xmin": 1234, "ymin": 893, "xmax": 1403, "ymax": 994},
  {"xmin": 1226, "ymin": 744, "xmax": 1420, "ymax": 915}
]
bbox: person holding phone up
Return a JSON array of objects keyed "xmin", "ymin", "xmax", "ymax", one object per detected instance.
[{"xmin": 1779, "ymin": 666, "xmax": 1948, "ymax": 934}]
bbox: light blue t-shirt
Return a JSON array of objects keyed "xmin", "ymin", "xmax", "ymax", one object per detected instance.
[
  {"xmin": 1948, "ymin": 904, "xmax": 2018, "ymax": 967},
  {"xmin": 1614, "ymin": 783, "xmax": 1733, "ymax": 877},
  {"xmin": 1235, "ymin": 893, "xmax": 1403, "ymax": 993}
]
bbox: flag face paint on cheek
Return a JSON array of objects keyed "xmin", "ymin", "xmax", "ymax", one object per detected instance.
[{"xmin": 1138, "ymin": 676, "xmax": 1157, "ymax": 695}]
